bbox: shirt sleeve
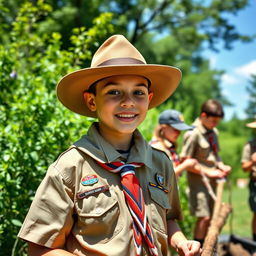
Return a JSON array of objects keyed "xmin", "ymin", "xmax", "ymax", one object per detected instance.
[
  {"xmin": 18, "ymin": 164, "xmax": 74, "ymax": 248},
  {"xmin": 241, "ymin": 143, "xmax": 251, "ymax": 163},
  {"xmin": 180, "ymin": 131, "xmax": 197, "ymax": 158},
  {"xmin": 166, "ymin": 171, "xmax": 182, "ymax": 221}
]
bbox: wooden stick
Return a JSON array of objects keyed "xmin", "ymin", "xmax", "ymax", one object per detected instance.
[
  {"xmin": 201, "ymin": 180, "xmax": 232, "ymax": 256},
  {"xmin": 212, "ymin": 179, "xmax": 225, "ymax": 220},
  {"xmin": 202, "ymin": 203, "xmax": 232, "ymax": 256}
]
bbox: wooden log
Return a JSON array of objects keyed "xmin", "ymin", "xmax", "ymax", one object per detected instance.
[{"xmin": 202, "ymin": 179, "xmax": 232, "ymax": 256}]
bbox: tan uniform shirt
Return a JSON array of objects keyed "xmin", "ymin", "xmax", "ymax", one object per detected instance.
[
  {"xmin": 150, "ymin": 138, "xmax": 173, "ymax": 160},
  {"xmin": 180, "ymin": 119, "xmax": 220, "ymax": 187},
  {"xmin": 241, "ymin": 139, "xmax": 256, "ymax": 178},
  {"xmin": 149, "ymin": 138, "xmax": 180, "ymax": 168},
  {"xmin": 18, "ymin": 123, "xmax": 182, "ymax": 256}
]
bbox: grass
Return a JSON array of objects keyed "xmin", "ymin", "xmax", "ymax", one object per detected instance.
[{"xmin": 221, "ymin": 184, "xmax": 252, "ymax": 239}]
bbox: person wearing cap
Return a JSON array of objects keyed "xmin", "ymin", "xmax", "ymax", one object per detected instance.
[
  {"xmin": 150, "ymin": 109, "xmax": 199, "ymax": 177},
  {"xmin": 18, "ymin": 35, "xmax": 201, "ymax": 256},
  {"xmin": 241, "ymin": 121, "xmax": 256, "ymax": 244},
  {"xmin": 180, "ymin": 99, "xmax": 231, "ymax": 246}
]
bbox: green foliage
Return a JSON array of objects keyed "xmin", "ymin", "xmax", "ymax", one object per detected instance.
[
  {"xmin": 0, "ymin": 2, "xmax": 114, "ymax": 255},
  {"xmin": 218, "ymin": 131, "xmax": 248, "ymax": 183},
  {"xmin": 222, "ymin": 187, "xmax": 251, "ymax": 238},
  {"xmin": 217, "ymin": 117, "xmax": 249, "ymax": 183},
  {"xmin": 177, "ymin": 175, "xmax": 196, "ymax": 238}
]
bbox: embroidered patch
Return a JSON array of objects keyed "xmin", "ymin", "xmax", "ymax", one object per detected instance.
[
  {"xmin": 155, "ymin": 173, "xmax": 164, "ymax": 186},
  {"xmin": 77, "ymin": 185, "xmax": 109, "ymax": 199},
  {"xmin": 81, "ymin": 174, "xmax": 99, "ymax": 186},
  {"xmin": 149, "ymin": 182, "xmax": 169, "ymax": 193}
]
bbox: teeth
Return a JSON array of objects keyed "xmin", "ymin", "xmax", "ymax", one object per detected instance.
[{"xmin": 117, "ymin": 114, "xmax": 135, "ymax": 118}]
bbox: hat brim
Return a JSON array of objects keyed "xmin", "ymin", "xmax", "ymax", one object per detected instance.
[
  {"xmin": 246, "ymin": 122, "xmax": 256, "ymax": 128},
  {"xmin": 56, "ymin": 64, "xmax": 181, "ymax": 117},
  {"xmin": 171, "ymin": 122, "xmax": 194, "ymax": 131}
]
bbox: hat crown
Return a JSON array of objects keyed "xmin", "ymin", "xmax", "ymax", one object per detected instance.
[
  {"xmin": 91, "ymin": 35, "xmax": 146, "ymax": 67},
  {"xmin": 159, "ymin": 110, "xmax": 183, "ymax": 124}
]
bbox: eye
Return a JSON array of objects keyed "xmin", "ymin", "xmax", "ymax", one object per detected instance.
[
  {"xmin": 107, "ymin": 90, "xmax": 120, "ymax": 95},
  {"xmin": 134, "ymin": 90, "xmax": 146, "ymax": 96}
]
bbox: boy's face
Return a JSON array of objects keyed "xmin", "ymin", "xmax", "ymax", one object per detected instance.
[
  {"xmin": 200, "ymin": 112, "xmax": 222, "ymax": 130},
  {"xmin": 84, "ymin": 75, "xmax": 153, "ymax": 140}
]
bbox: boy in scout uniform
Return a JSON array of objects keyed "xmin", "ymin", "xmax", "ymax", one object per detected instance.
[
  {"xmin": 18, "ymin": 35, "xmax": 201, "ymax": 256},
  {"xmin": 180, "ymin": 99, "xmax": 231, "ymax": 246},
  {"xmin": 241, "ymin": 121, "xmax": 256, "ymax": 243},
  {"xmin": 150, "ymin": 109, "xmax": 199, "ymax": 177}
]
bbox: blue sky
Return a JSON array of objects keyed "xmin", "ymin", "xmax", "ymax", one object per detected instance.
[{"xmin": 204, "ymin": 0, "xmax": 256, "ymax": 120}]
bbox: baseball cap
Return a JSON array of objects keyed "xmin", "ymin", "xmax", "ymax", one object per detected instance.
[{"xmin": 159, "ymin": 109, "xmax": 193, "ymax": 131}]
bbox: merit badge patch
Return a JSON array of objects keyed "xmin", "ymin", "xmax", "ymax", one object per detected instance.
[
  {"xmin": 77, "ymin": 185, "xmax": 109, "ymax": 199},
  {"xmin": 155, "ymin": 173, "xmax": 164, "ymax": 186},
  {"xmin": 81, "ymin": 174, "xmax": 98, "ymax": 186}
]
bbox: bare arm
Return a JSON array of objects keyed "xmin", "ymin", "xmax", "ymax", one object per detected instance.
[
  {"xmin": 181, "ymin": 157, "xmax": 228, "ymax": 179},
  {"xmin": 174, "ymin": 158, "xmax": 199, "ymax": 176},
  {"xmin": 242, "ymin": 161, "xmax": 254, "ymax": 172},
  {"xmin": 242, "ymin": 152, "xmax": 256, "ymax": 172},
  {"xmin": 28, "ymin": 242, "xmax": 74, "ymax": 256}
]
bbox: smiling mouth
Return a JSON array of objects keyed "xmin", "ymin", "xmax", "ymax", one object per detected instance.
[{"xmin": 116, "ymin": 114, "xmax": 138, "ymax": 119}]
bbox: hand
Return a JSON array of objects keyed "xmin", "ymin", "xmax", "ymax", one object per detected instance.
[
  {"xmin": 206, "ymin": 169, "xmax": 226, "ymax": 179},
  {"xmin": 176, "ymin": 240, "xmax": 202, "ymax": 256},
  {"xmin": 217, "ymin": 163, "xmax": 231, "ymax": 175}
]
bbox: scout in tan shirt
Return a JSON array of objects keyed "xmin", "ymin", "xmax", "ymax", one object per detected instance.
[
  {"xmin": 18, "ymin": 35, "xmax": 201, "ymax": 256},
  {"xmin": 241, "ymin": 121, "xmax": 256, "ymax": 243},
  {"xmin": 180, "ymin": 99, "xmax": 231, "ymax": 246},
  {"xmin": 149, "ymin": 109, "xmax": 198, "ymax": 177}
]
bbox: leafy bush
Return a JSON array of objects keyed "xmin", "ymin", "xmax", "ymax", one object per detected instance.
[{"xmin": 0, "ymin": 2, "xmax": 114, "ymax": 255}]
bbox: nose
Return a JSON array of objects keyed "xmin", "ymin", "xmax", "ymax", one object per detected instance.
[{"xmin": 120, "ymin": 93, "xmax": 135, "ymax": 108}]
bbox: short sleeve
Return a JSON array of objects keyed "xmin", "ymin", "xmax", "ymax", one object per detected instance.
[
  {"xmin": 180, "ymin": 131, "xmax": 197, "ymax": 158},
  {"xmin": 18, "ymin": 164, "xmax": 74, "ymax": 248},
  {"xmin": 241, "ymin": 143, "xmax": 251, "ymax": 163},
  {"xmin": 166, "ymin": 171, "xmax": 182, "ymax": 221}
]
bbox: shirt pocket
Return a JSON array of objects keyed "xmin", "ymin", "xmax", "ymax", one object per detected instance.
[
  {"xmin": 74, "ymin": 185, "xmax": 123, "ymax": 244},
  {"xmin": 148, "ymin": 185, "xmax": 171, "ymax": 234},
  {"xmin": 197, "ymin": 137, "xmax": 210, "ymax": 159}
]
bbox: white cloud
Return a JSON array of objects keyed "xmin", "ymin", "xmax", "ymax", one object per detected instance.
[
  {"xmin": 221, "ymin": 88, "xmax": 230, "ymax": 96},
  {"xmin": 221, "ymin": 74, "xmax": 239, "ymax": 85},
  {"xmin": 235, "ymin": 60, "xmax": 256, "ymax": 77},
  {"xmin": 209, "ymin": 55, "xmax": 217, "ymax": 68}
]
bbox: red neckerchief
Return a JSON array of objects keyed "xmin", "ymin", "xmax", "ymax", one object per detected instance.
[
  {"xmin": 169, "ymin": 145, "xmax": 180, "ymax": 165},
  {"xmin": 207, "ymin": 132, "xmax": 218, "ymax": 154}
]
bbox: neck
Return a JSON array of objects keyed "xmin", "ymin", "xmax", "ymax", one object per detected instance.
[{"xmin": 98, "ymin": 128, "xmax": 133, "ymax": 151}]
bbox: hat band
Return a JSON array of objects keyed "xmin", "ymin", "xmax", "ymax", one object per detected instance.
[{"xmin": 97, "ymin": 57, "xmax": 145, "ymax": 67}]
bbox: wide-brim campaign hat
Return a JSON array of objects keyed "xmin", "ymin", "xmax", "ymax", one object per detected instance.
[
  {"xmin": 246, "ymin": 121, "xmax": 256, "ymax": 128},
  {"xmin": 57, "ymin": 34, "xmax": 182, "ymax": 117}
]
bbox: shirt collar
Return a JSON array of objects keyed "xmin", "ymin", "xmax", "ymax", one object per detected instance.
[
  {"xmin": 193, "ymin": 118, "xmax": 212, "ymax": 135},
  {"xmin": 73, "ymin": 122, "xmax": 153, "ymax": 168}
]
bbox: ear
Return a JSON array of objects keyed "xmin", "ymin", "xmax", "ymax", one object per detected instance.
[
  {"xmin": 83, "ymin": 92, "xmax": 97, "ymax": 112},
  {"xmin": 148, "ymin": 92, "xmax": 154, "ymax": 102},
  {"xmin": 201, "ymin": 112, "xmax": 207, "ymax": 118}
]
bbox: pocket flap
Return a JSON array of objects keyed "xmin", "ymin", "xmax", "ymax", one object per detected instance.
[{"xmin": 148, "ymin": 185, "xmax": 171, "ymax": 209}]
